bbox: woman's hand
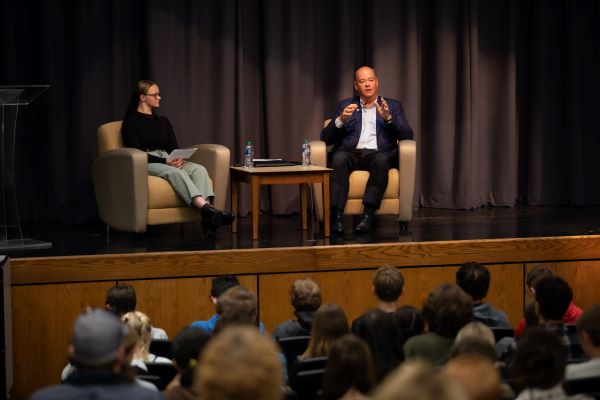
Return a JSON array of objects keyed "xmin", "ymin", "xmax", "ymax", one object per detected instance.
[{"xmin": 167, "ymin": 158, "xmax": 184, "ymax": 168}]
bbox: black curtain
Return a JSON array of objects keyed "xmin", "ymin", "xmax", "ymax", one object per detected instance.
[{"xmin": 1, "ymin": 0, "xmax": 600, "ymax": 223}]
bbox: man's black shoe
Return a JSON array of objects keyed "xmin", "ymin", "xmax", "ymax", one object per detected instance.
[
  {"xmin": 222, "ymin": 211, "xmax": 235, "ymax": 225},
  {"xmin": 355, "ymin": 214, "xmax": 374, "ymax": 233},
  {"xmin": 200, "ymin": 204, "xmax": 224, "ymax": 228},
  {"xmin": 332, "ymin": 212, "xmax": 344, "ymax": 234}
]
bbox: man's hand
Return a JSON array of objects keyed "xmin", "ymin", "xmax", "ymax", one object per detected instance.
[
  {"xmin": 375, "ymin": 96, "xmax": 392, "ymax": 122},
  {"xmin": 339, "ymin": 103, "xmax": 358, "ymax": 123},
  {"xmin": 167, "ymin": 158, "xmax": 184, "ymax": 168}
]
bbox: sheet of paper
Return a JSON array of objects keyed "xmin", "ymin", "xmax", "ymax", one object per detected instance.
[
  {"xmin": 166, "ymin": 148, "xmax": 197, "ymax": 162},
  {"xmin": 253, "ymin": 158, "xmax": 283, "ymax": 162}
]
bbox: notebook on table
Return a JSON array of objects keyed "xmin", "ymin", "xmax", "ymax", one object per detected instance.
[{"xmin": 252, "ymin": 159, "xmax": 299, "ymax": 167}]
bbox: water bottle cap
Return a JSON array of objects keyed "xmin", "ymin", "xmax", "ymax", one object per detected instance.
[
  {"xmin": 304, "ymin": 138, "xmax": 309, "ymax": 143},
  {"xmin": 247, "ymin": 140, "xmax": 252, "ymax": 144}
]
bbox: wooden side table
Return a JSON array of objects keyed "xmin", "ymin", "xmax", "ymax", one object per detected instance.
[{"xmin": 230, "ymin": 165, "xmax": 332, "ymax": 240}]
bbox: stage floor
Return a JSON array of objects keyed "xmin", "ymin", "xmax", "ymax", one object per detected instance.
[{"xmin": 7, "ymin": 205, "xmax": 600, "ymax": 258}]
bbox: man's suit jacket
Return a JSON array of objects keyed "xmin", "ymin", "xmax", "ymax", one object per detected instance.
[{"xmin": 320, "ymin": 96, "xmax": 413, "ymax": 159}]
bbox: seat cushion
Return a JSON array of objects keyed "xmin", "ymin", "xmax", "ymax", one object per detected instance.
[{"xmin": 348, "ymin": 168, "xmax": 399, "ymax": 199}]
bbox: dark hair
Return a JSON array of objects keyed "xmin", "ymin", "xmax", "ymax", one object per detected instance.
[
  {"xmin": 124, "ymin": 79, "xmax": 156, "ymax": 119},
  {"xmin": 211, "ymin": 275, "xmax": 240, "ymax": 298},
  {"xmin": 526, "ymin": 266, "xmax": 555, "ymax": 290},
  {"xmin": 393, "ymin": 306, "xmax": 424, "ymax": 345},
  {"xmin": 456, "ymin": 262, "xmax": 490, "ymax": 301},
  {"xmin": 422, "ymin": 284, "xmax": 473, "ymax": 338},
  {"xmin": 105, "ymin": 285, "xmax": 137, "ymax": 316},
  {"xmin": 449, "ymin": 337, "xmax": 497, "ymax": 362},
  {"xmin": 290, "ymin": 279, "xmax": 322, "ymax": 312},
  {"xmin": 523, "ymin": 301, "xmax": 539, "ymax": 332},
  {"xmin": 577, "ymin": 304, "xmax": 600, "ymax": 347},
  {"xmin": 303, "ymin": 304, "xmax": 349, "ymax": 359},
  {"xmin": 373, "ymin": 267, "xmax": 404, "ymax": 302},
  {"xmin": 534, "ymin": 277, "xmax": 572, "ymax": 321},
  {"xmin": 321, "ymin": 334, "xmax": 376, "ymax": 400},
  {"xmin": 172, "ymin": 327, "xmax": 211, "ymax": 387},
  {"xmin": 511, "ymin": 327, "xmax": 566, "ymax": 390},
  {"xmin": 214, "ymin": 286, "xmax": 257, "ymax": 332},
  {"xmin": 355, "ymin": 309, "xmax": 404, "ymax": 382}
]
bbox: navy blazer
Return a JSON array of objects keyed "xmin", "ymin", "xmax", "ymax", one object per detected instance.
[{"xmin": 320, "ymin": 96, "xmax": 413, "ymax": 159}]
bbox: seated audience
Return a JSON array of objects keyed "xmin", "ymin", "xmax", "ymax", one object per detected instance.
[
  {"xmin": 404, "ymin": 284, "xmax": 473, "ymax": 365},
  {"xmin": 444, "ymin": 354, "xmax": 501, "ymax": 400},
  {"xmin": 213, "ymin": 285, "xmax": 261, "ymax": 332},
  {"xmin": 301, "ymin": 303, "xmax": 349, "ymax": 359},
  {"xmin": 322, "ymin": 334, "xmax": 376, "ymax": 400},
  {"xmin": 392, "ymin": 305, "xmax": 425, "ymax": 347},
  {"xmin": 450, "ymin": 322, "xmax": 498, "ymax": 363},
  {"xmin": 456, "ymin": 262, "xmax": 510, "ymax": 328},
  {"xmin": 190, "ymin": 274, "xmax": 239, "ymax": 332},
  {"xmin": 352, "ymin": 266, "xmax": 405, "ymax": 333},
  {"xmin": 355, "ymin": 309, "xmax": 404, "ymax": 382},
  {"xmin": 106, "ymin": 284, "xmax": 168, "ymax": 339},
  {"xmin": 515, "ymin": 266, "xmax": 583, "ymax": 337},
  {"xmin": 32, "ymin": 309, "xmax": 161, "ymax": 400},
  {"xmin": 122, "ymin": 311, "xmax": 173, "ymax": 368},
  {"xmin": 195, "ymin": 326, "xmax": 283, "ymax": 400},
  {"xmin": 511, "ymin": 327, "xmax": 590, "ymax": 400},
  {"xmin": 273, "ymin": 278, "xmax": 322, "ymax": 341},
  {"xmin": 566, "ymin": 304, "xmax": 600, "ymax": 380},
  {"xmin": 372, "ymin": 359, "xmax": 469, "ymax": 400},
  {"xmin": 455, "ymin": 322, "xmax": 496, "ymax": 348},
  {"xmin": 163, "ymin": 327, "xmax": 211, "ymax": 400}
]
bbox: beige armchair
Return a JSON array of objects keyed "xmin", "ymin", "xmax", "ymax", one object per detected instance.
[
  {"xmin": 310, "ymin": 120, "xmax": 417, "ymax": 230},
  {"xmin": 92, "ymin": 121, "xmax": 230, "ymax": 233}
]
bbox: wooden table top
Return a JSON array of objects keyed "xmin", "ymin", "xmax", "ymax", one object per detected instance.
[{"xmin": 230, "ymin": 165, "xmax": 332, "ymax": 174}]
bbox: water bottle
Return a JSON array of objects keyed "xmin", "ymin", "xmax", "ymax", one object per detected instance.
[
  {"xmin": 244, "ymin": 140, "xmax": 254, "ymax": 168},
  {"xmin": 301, "ymin": 139, "xmax": 311, "ymax": 167}
]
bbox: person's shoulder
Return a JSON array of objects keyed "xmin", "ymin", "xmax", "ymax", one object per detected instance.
[{"xmin": 30, "ymin": 384, "xmax": 80, "ymax": 400}]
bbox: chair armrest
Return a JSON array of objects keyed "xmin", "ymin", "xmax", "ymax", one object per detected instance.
[
  {"xmin": 398, "ymin": 140, "xmax": 417, "ymax": 222},
  {"xmin": 92, "ymin": 148, "xmax": 149, "ymax": 232},
  {"xmin": 188, "ymin": 144, "xmax": 230, "ymax": 211},
  {"xmin": 309, "ymin": 140, "xmax": 327, "ymax": 167}
]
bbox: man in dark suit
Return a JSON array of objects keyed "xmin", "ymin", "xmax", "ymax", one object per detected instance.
[{"xmin": 321, "ymin": 66, "xmax": 413, "ymax": 233}]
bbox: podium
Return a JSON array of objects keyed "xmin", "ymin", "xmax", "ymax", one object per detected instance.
[{"xmin": 0, "ymin": 86, "xmax": 51, "ymax": 251}]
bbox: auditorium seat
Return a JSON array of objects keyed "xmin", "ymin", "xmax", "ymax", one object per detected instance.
[
  {"xmin": 491, "ymin": 327, "xmax": 515, "ymax": 342},
  {"xmin": 277, "ymin": 336, "xmax": 310, "ymax": 378},
  {"xmin": 292, "ymin": 369, "xmax": 325, "ymax": 400},
  {"xmin": 564, "ymin": 377, "xmax": 600, "ymax": 399},
  {"xmin": 149, "ymin": 339, "xmax": 172, "ymax": 359},
  {"xmin": 145, "ymin": 363, "xmax": 178, "ymax": 390},
  {"xmin": 289, "ymin": 356, "xmax": 327, "ymax": 395}
]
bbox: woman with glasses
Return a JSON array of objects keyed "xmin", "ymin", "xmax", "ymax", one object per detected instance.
[{"xmin": 121, "ymin": 80, "xmax": 233, "ymax": 238}]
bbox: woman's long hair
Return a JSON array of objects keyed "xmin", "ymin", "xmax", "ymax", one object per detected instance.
[
  {"xmin": 302, "ymin": 303, "xmax": 349, "ymax": 359},
  {"xmin": 124, "ymin": 79, "xmax": 156, "ymax": 119}
]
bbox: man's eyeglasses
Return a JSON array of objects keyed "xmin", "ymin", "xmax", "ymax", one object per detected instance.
[{"xmin": 144, "ymin": 93, "xmax": 161, "ymax": 98}]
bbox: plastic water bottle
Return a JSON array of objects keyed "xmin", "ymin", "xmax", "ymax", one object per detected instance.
[
  {"xmin": 302, "ymin": 139, "xmax": 311, "ymax": 167},
  {"xmin": 244, "ymin": 140, "xmax": 254, "ymax": 168}
]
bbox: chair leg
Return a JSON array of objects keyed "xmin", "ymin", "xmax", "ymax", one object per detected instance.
[{"xmin": 399, "ymin": 221, "xmax": 408, "ymax": 232}]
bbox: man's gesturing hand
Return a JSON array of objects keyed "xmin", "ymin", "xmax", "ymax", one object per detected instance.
[
  {"xmin": 375, "ymin": 97, "xmax": 392, "ymax": 122},
  {"xmin": 339, "ymin": 103, "xmax": 358, "ymax": 123}
]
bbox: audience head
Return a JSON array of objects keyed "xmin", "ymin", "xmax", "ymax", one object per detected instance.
[
  {"xmin": 456, "ymin": 262, "xmax": 490, "ymax": 302},
  {"xmin": 534, "ymin": 276, "xmax": 572, "ymax": 322},
  {"xmin": 422, "ymin": 284, "xmax": 473, "ymax": 338},
  {"xmin": 211, "ymin": 275, "xmax": 240, "ymax": 303},
  {"xmin": 290, "ymin": 278, "xmax": 322, "ymax": 312},
  {"xmin": 373, "ymin": 360, "xmax": 468, "ymax": 400},
  {"xmin": 322, "ymin": 334, "xmax": 376, "ymax": 400},
  {"xmin": 214, "ymin": 286, "xmax": 258, "ymax": 332},
  {"xmin": 525, "ymin": 266, "xmax": 554, "ymax": 292},
  {"xmin": 444, "ymin": 354, "xmax": 501, "ymax": 400},
  {"xmin": 105, "ymin": 284, "xmax": 137, "ymax": 316},
  {"xmin": 121, "ymin": 311, "xmax": 152, "ymax": 361},
  {"xmin": 172, "ymin": 327, "xmax": 212, "ymax": 388},
  {"xmin": 511, "ymin": 327, "xmax": 566, "ymax": 391},
  {"xmin": 577, "ymin": 304, "xmax": 600, "ymax": 357},
  {"xmin": 455, "ymin": 322, "xmax": 495, "ymax": 348},
  {"xmin": 195, "ymin": 326, "xmax": 282, "ymax": 400},
  {"xmin": 303, "ymin": 303, "xmax": 349, "ymax": 358},
  {"xmin": 355, "ymin": 309, "xmax": 404, "ymax": 382},
  {"xmin": 373, "ymin": 266, "xmax": 405, "ymax": 303},
  {"xmin": 449, "ymin": 338, "xmax": 498, "ymax": 363},
  {"xmin": 68, "ymin": 309, "xmax": 130, "ymax": 372},
  {"xmin": 523, "ymin": 301, "xmax": 539, "ymax": 331},
  {"xmin": 393, "ymin": 305, "xmax": 425, "ymax": 344}
]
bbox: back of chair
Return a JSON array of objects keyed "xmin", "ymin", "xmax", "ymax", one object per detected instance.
[
  {"xmin": 145, "ymin": 363, "xmax": 178, "ymax": 390},
  {"xmin": 98, "ymin": 121, "xmax": 124, "ymax": 154},
  {"xmin": 564, "ymin": 377, "xmax": 600, "ymax": 399},
  {"xmin": 278, "ymin": 336, "xmax": 310, "ymax": 377},
  {"xmin": 491, "ymin": 328, "xmax": 515, "ymax": 343},
  {"xmin": 293, "ymin": 369, "xmax": 325, "ymax": 400},
  {"xmin": 149, "ymin": 340, "xmax": 173, "ymax": 359}
]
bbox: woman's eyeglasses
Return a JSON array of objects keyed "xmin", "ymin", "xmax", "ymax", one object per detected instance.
[{"xmin": 144, "ymin": 93, "xmax": 161, "ymax": 98}]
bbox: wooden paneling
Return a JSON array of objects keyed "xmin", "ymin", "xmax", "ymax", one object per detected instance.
[
  {"xmin": 11, "ymin": 281, "xmax": 114, "ymax": 399},
  {"xmin": 126, "ymin": 275, "xmax": 257, "ymax": 338}
]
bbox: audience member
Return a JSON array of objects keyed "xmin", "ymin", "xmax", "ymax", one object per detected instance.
[
  {"xmin": 122, "ymin": 311, "xmax": 172, "ymax": 371},
  {"xmin": 273, "ymin": 278, "xmax": 322, "ymax": 341},
  {"xmin": 321, "ymin": 334, "xmax": 376, "ymax": 400},
  {"xmin": 355, "ymin": 309, "xmax": 404, "ymax": 382},
  {"xmin": 190, "ymin": 275, "xmax": 239, "ymax": 332},
  {"xmin": 511, "ymin": 327, "xmax": 590, "ymax": 400},
  {"xmin": 444, "ymin": 354, "xmax": 501, "ymax": 400},
  {"xmin": 106, "ymin": 284, "xmax": 168, "ymax": 339},
  {"xmin": 302, "ymin": 303, "xmax": 349, "ymax": 359},
  {"xmin": 195, "ymin": 326, "xmax": 283, "ymax": 400},
  {"xmin": 455, "ymin": 322, "xmax": 496, "ymax": 348},
  {"xmin": 392, "ymin": 305, "xmax": 425, "ymax": 347},
  {"xmin": 404, "ymin": 284, "xmax": 473, "ymax": 365},
  {"xmin": 456, "ymin": 262, "xmax": 510, "ymax": 328},
  {"xmin": 213, "ymin": 285, "xmax": 263, "ymax": 333},
  {"xmin": 450, "ymin": 322, "xmax": 497, "ymax": 363},
  {"xmin": 372, "ymin": 359, "xmax": 468, "ymax": 400},
  {"xmin": 32, "ymin": 309, "xmax": 161, "ymax": 400},
  {"xmin": 566, "ymin": 304, "xmax": 600, "ymax": 380},
  {"xmin": 352, "ymin": 266, "xmax": 404, "ymax": 333},
  {"xmin": 163, "ymin": 327, "xmax": 211, "ymax": 400},
  {"xmin": 515, "ymin": 267, "xmax": 583, "ymax": 337}
]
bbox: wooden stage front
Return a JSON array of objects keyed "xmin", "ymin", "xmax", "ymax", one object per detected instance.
[{"xmin": 9, "ymin": 233, "xmax": 600, "ymax": 398}]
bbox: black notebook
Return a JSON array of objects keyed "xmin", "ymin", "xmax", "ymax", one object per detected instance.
[{"xmin": 253, "ymin": 159, "xmax": 299, "ymax": 167}]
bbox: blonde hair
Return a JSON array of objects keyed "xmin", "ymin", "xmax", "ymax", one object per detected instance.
[
  {"xmin": 455, "ymin": 322, "xmax": 495, "ymax": 347},
  {"xmin": 121, "ymin": 311, "xmax": 152, "ymax": 361},
  {"xmin": 195, "ymin": 326, "xmax": 282, "ymax": 400}
]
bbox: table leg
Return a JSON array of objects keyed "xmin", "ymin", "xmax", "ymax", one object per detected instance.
[
  {"xmin": 301, "ymin": 183, "xmax": 307, "ymax": 230},
  {"xmin": 251, "ymin": 175, "xmax": 260, "ymax": 240},
  {"xmin": 231, "ymin": 177, "xmax": 238, "ymax": 233},
  {"xmin": 323, "ymin": 173, "xmax": 330, "ymax": 237}
]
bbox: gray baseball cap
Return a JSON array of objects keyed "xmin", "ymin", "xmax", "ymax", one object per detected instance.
[{"xmin": 71, "ymin": 309, "xmax": 129, "ymax": 366}]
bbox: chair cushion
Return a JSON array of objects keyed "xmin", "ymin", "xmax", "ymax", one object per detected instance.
[{"xmin": 348, "ymin": 168, "xmax": 399, "ymax": 199}]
